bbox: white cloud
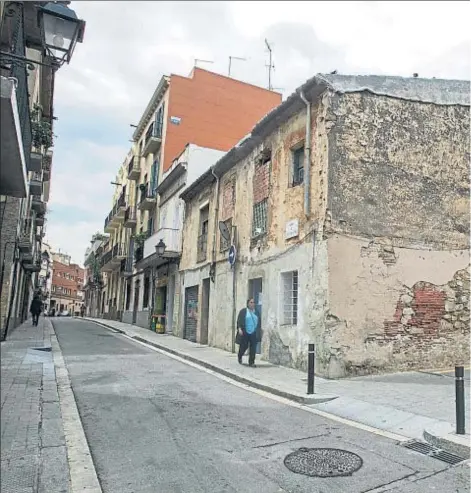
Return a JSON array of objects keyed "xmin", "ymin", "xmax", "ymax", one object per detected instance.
[{"xmin": 48, "ymin": 1, "xmax": 470, "ymax": 263}]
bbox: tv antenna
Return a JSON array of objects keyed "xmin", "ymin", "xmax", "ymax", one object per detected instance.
[
  {"xmin": 228, "ymin": 55, "xmax": 246, "ymax": 77},
  {"xmin": 265, "ymin": 38, "xmax": 275, "ymax": 91},
  {"xmin": 194, "ymin": 58, "xmax": 214, "ymax": 68}
]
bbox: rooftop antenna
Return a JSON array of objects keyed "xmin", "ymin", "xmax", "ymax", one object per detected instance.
[
  {"xmin": 265, "ymin": 38, "xmax": 274, "ymax": 91},
  {"xmin": 228, "ymin": 55, "xmax": 246, "ymax": 77},
  {"xmin": 194, "ymin": 58, "xmax": 214, "ymax": 68}
]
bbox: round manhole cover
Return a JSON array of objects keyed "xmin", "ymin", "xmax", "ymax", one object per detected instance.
[{"xmin": 284, "ymin": 447, "xmax": 363, "ymax": 478}]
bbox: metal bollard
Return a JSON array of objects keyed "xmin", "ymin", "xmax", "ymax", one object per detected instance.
[
  {"xmin": 455, "ymin": 365, "xmax": 465, "ymax": 435},
  {"xmin": 307, "ymin": 344, "xmax": 315, "ymax": 395}
]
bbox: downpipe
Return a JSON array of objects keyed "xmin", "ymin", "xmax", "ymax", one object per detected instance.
[
  {"xmin": 298, "ymin": 90, "xmax": 312, "ymax": 217},
  {"xmin": 210, "ymin": 167, "xmax": 220, "ymax": 271}
]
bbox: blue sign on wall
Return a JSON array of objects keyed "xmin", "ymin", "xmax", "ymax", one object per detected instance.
[{"xmin": 228, "ymin": 245, "xmax": 237, "ymax": 266}]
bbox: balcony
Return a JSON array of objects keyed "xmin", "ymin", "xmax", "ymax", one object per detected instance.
[
  {"xmin": 30, "ymin": 152, "xmax": 42, "ymax": 173},
  {"xmin": 144, "ymin": 228, "xmax": 182, "ymax": 259},
  {"xmin": 31, "ymin": 195, "xmax": 46, "ymax": 214},
  {"xmin": 18, "ymin": 232, "xmax": 33, "ymax": 256},
  {"xmin": 23, "ymin": 256, "xmax": 41, "ymax": 272},
  {"xmin": 113, "ymin": 192, "xmax": 127, "ymax": 224},
  {"xmin": 137, "ymin": 186, "xmax": 156, "ymax": 211},
  {"xmin": 104, "ymin": 212, "xmax": 115, "ymax": 234},
  {"xmin": 36, "ymin": 214, "xmax": 45, "ymax": 227},
  {"xmin": 197, "ymin": 233, "xmax": 208, "ymax": 263},
  {"xmin": 29, "ymin": 172, "xmax": 42, "ymax": 196},
  {"xmin": 127, "ymin": 156, "xmax": 140, "ymax": 181},
  {"xmin": 142, "ymin": 121, "xmax": 163, "ymax": 157},
  {"xmin": 42, "ymin": 150, "xmax": 52, "ymax": 181},
  {"xmin": 100, "ymin": 249, "xmax": 113, "ymax": 272},
  {"xmin": 124, "ymin": 206, "xmax": 137, "ymax": 228},
  {"xmin": 111, "ymin": 243, "xmax": 128, "ymax": 268}
]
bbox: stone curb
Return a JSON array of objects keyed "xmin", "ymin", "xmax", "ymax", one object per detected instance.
[
  {"xmin": 85, "ymin": 318, "xmax": 337, "ymax": 406},
  {"xmin": 49, "ymin": 319, "xmax": 103, "ymax": 493},
  {"xmin": 423, "ymin": 427, "xmax": 470, "ymax": 459}
]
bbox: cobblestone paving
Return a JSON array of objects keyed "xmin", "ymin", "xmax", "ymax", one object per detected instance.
[{"xmin": 1, "ymin": 317, "xmax": 70, "ymax": 493}]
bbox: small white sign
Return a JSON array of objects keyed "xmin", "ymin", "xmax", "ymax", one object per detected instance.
[
  {"xmin": 285, "ymin": 219, "xmax": 299, "ymax": 239},
  {"xmin": 170, "ymin": 116, "xmax": 181, "ymax": 125}
]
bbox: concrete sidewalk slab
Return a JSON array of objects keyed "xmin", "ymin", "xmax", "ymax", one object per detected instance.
[
  {"xmin": 82, "ymin": 316, "xmax": 470, "ymax": 458},
  {"xmin": 1, "ymin": 317, "xmax": 102, "ymax": 493}
]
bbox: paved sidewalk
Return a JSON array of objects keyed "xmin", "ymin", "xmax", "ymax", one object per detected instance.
[
  {"xmin": 1, "ymin": 317, "xmax": 101, "ymax": 493},
  {"xmin": 84, "ymin": 317, "xmax": 470, "ymax": 457},
  {"xmin": 1, "ymin": 317, "xmax": 70, "ymax": 493}
]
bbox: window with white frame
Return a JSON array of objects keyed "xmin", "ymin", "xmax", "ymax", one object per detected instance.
[{"xmin": 281, "ymin": 270, "xmax": 299, "ymax": 325}]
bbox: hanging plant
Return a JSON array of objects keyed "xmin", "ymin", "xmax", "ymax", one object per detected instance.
[
  {"xmin": 132, "ymin": 231, "xmax": 148, "ymax": 246},
  {"xmin": 31, "ymin": 104, "xmax": 53, "ymax": 150}
]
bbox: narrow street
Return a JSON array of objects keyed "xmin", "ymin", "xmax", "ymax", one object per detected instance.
[{"xmin": 52, "ymin": 318, "xmax": 469, "ymax": 493}]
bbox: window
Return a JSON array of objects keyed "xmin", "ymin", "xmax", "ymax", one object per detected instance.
[
  {"xmin": 252, "ymin": 198, "xmax": 268, "ymax": 238},
  {"xmin": 291, "ymin": 146, "xmax": 304, "ymax": 187},
  {"xmin": 281, "ymin": 270, "xmax": 298, "ymax": 325},
  {"xmin": 143, "ymin": 273, "xmax": 150, "ymax": 308},
  {"xmin": 220, "ymin": 218, "xmax": 232, "ymax": 252},
  {"xmin": 197, "ymin": 206, "xmax": 209, "ymax": 263}
]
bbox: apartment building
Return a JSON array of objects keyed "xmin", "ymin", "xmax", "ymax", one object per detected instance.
[
  {"xmin": 0, "ymin": 1, "xmax": 85, "ymax": 338},
  {"xmin": 50, "ymin": 260, "xmax": 84, "ymax": 315},
  {"xmin": 83, "ymin": 233, "xmax": 107, "ymax": 317},
  {"xmin": 178, "ymin": 74, "xmax": 470, "ymax": 378},
  {"xmin": 98, "ymin": 67, "xmax": 282, "ymax": 329}
]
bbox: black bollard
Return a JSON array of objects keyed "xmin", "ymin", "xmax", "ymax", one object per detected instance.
[
  {"xmin": 455, "ymin": 365, "xmax": 465, "ymax": 435},
  {"xmin": 307, "ymin": 344, "xmax": 315, "ymax": 395}
]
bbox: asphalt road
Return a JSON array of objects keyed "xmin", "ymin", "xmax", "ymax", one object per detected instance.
[{"xmin": 53, "ymin": 318, "xmax": 470, "ymax": 493}]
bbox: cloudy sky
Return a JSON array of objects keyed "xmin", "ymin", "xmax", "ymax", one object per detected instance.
[{"xmin": 45, "ymin": 0, "xmax": 470, "ymax": 265}]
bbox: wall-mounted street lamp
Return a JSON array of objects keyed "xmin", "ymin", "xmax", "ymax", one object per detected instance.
[
  {"xmin": 155, "ymin": 240, "xmax": 166, "ymax": 257},
  {"xmin": 0, "ymin": 2, "xmax": 85, "ymax": 71}
]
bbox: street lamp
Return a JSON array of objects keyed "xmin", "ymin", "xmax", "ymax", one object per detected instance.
[
  {"xmin": 155, "ymin": 240, "xmax": 166, "ymax": 257},
  {"xmin": 40, "ymin": 2, "xmax": 85, "ymax": 67},
  {"xmin": 0, "ymin": 2, "xmax": 85, "ymax": 70}
]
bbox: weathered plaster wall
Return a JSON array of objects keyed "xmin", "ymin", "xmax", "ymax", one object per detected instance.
[
  {"xmin": 327, "ymin": 92, "xmax": 470, "ymax": 248},
  {"xmin": 202, "ymin": 97, "xmax": 330, "ymax": 368},
  {"xmin": 323, "ymin": 91, "xmax": 470, "ymax": 376},
  {"xmin": 327, "ymin": 234, "xmax": 469, "ymax": 376}
]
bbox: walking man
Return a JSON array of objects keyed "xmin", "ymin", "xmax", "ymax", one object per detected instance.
[
  {"xmin": 30, "ymin": 294, "xmax": 43, "ymax": 327},
  {"xmin": 236, "ymin": 298, "xmax": 262, "ymax": 367}
]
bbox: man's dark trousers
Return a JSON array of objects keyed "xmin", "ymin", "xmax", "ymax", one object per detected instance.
[
  {"xmin": 238, "ymin": 332, "xmax": 257, "ymax": 365},
  {"xmin": 32, "ymin": 314, "xmax": 39, "ymax": 326}
]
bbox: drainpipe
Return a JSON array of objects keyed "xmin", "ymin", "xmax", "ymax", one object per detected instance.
[
  {"xmin": 298, "ymin": 90, "xmax": 312, "ymax": 217},
  {"xmin": 210, "ymin": 167, "xmax": 220, "ymax": 267}
]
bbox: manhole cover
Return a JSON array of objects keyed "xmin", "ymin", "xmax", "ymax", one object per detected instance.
[{"xmin": 284, "ymin": 447, "xmax": 363, "ymax": 477}]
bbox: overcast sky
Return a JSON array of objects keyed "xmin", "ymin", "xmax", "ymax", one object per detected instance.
[{"xmin": 45, "ymin": 1, "xmax": 470, "ymax": 265}]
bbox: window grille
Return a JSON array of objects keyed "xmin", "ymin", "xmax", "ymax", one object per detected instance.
[
  {"xmin": 281, "ymin": 270, "xmax": 299, "ymax": 325},
  {"xmin": 143, "ymin": 274, "xmax": 150, "ymax": 308},
  {"xmin": 252, "ymin": 198, "xmax": 268, "ymax": 238},
  {"xmin": 292, "ymin": 147, "xmax": 304, "ymax": 186}
]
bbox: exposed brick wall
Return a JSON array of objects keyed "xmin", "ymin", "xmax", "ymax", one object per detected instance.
[
  {"xmin": 369, "ymin": 268, "xmax": 470, "ymax": 366},
  {"xmin": 253, "ymin": 161, "xmax": 270, "ymax": 205},
  {"xmin": 0, "ymin": 197, "xmax": 21, "ymax": 338},
  {"xmin": 220, "ymin": 177, "xmax": 235, "ymax": 221}
]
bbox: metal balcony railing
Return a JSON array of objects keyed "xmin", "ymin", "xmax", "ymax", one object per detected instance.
[
  {"xmin": 139, "ymin": 185, "xmax": 156, "ymax": 204},
  {"xmin": 101, "ymin": 249, "xmax": 113, "ymax": 267},
  {"xmin": 145, "ymin": 121, "xmax": 163, "ymax": 144},
  {"xmin": 112, "ymin": 243, "xmax": 128, "ymax": 258},
  {"xmin": 124, "ymin": 205, "xmax": 136, "ymax": 223},
  {"xmin": 197, "ymin": 234, "xmax": 208, "ymax": 263}
]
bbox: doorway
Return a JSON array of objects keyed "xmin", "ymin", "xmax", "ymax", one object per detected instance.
[
  {"xmin": 248, "ymin": 278, "xmax": 263, "ymax": 353},
  {"xmin": 184, "ymin": 286, "xmax": 199, "ymax": 342},
  {"xmin": 200, "ymin": 278, "xmax": 210, "ymax": 345},
  {"xmin": 132, "ymin": 279, "xmax": 140, "ymax": 324}
]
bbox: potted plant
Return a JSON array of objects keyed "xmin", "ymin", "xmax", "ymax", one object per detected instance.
[{"xmin": 31, "ymin": 104, "xmax": 53, "ymax": 150}]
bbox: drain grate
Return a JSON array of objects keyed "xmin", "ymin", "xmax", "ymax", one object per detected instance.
[
  {"xmin": 403, "ymin": 440, "xmax": 465, "ymax": 465},
  {"xmin": 32, "ymin": 347, "xmax": 52, "ymax": 352},
  {"xmin": 284, "ymin": 447, "xmax": 363, "ymax": 477}
]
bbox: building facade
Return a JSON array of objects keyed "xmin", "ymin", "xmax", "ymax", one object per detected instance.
[
  {"xmin": 0, "ymin": 1, "xmax": 85, "ymax": 338},
  {"xmin": 50, "ymin": 260, "xmax": 84, "ymax": 315},
  {"xmin": 178, "ymin": 74, "xmax": 470, "ymax": 377},
  {"xmin": 96, "ymin": 67, "xmax": 282, "ymax": 331}
]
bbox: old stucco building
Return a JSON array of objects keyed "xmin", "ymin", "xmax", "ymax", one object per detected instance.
[{"xmin": 178, "ymin": 74, "xmax": 470, "ymax": 378}]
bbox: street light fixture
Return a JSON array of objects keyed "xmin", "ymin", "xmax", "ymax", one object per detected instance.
[
  {"xmin": 155, "ymin": 240, "xmax": 166, "ymax": 257},
  {"xmin": 0, "ymin": 2, "xmax": 85, "ymax": 70}
]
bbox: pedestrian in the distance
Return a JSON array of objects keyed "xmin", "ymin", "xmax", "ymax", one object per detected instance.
[
  {"xmin": 30, "ymin": 295, "xmax": 43, "ymax": 327},
  {"xmin": 236, "ymin": 298, "xmax": 262, "ymax": 367}
]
